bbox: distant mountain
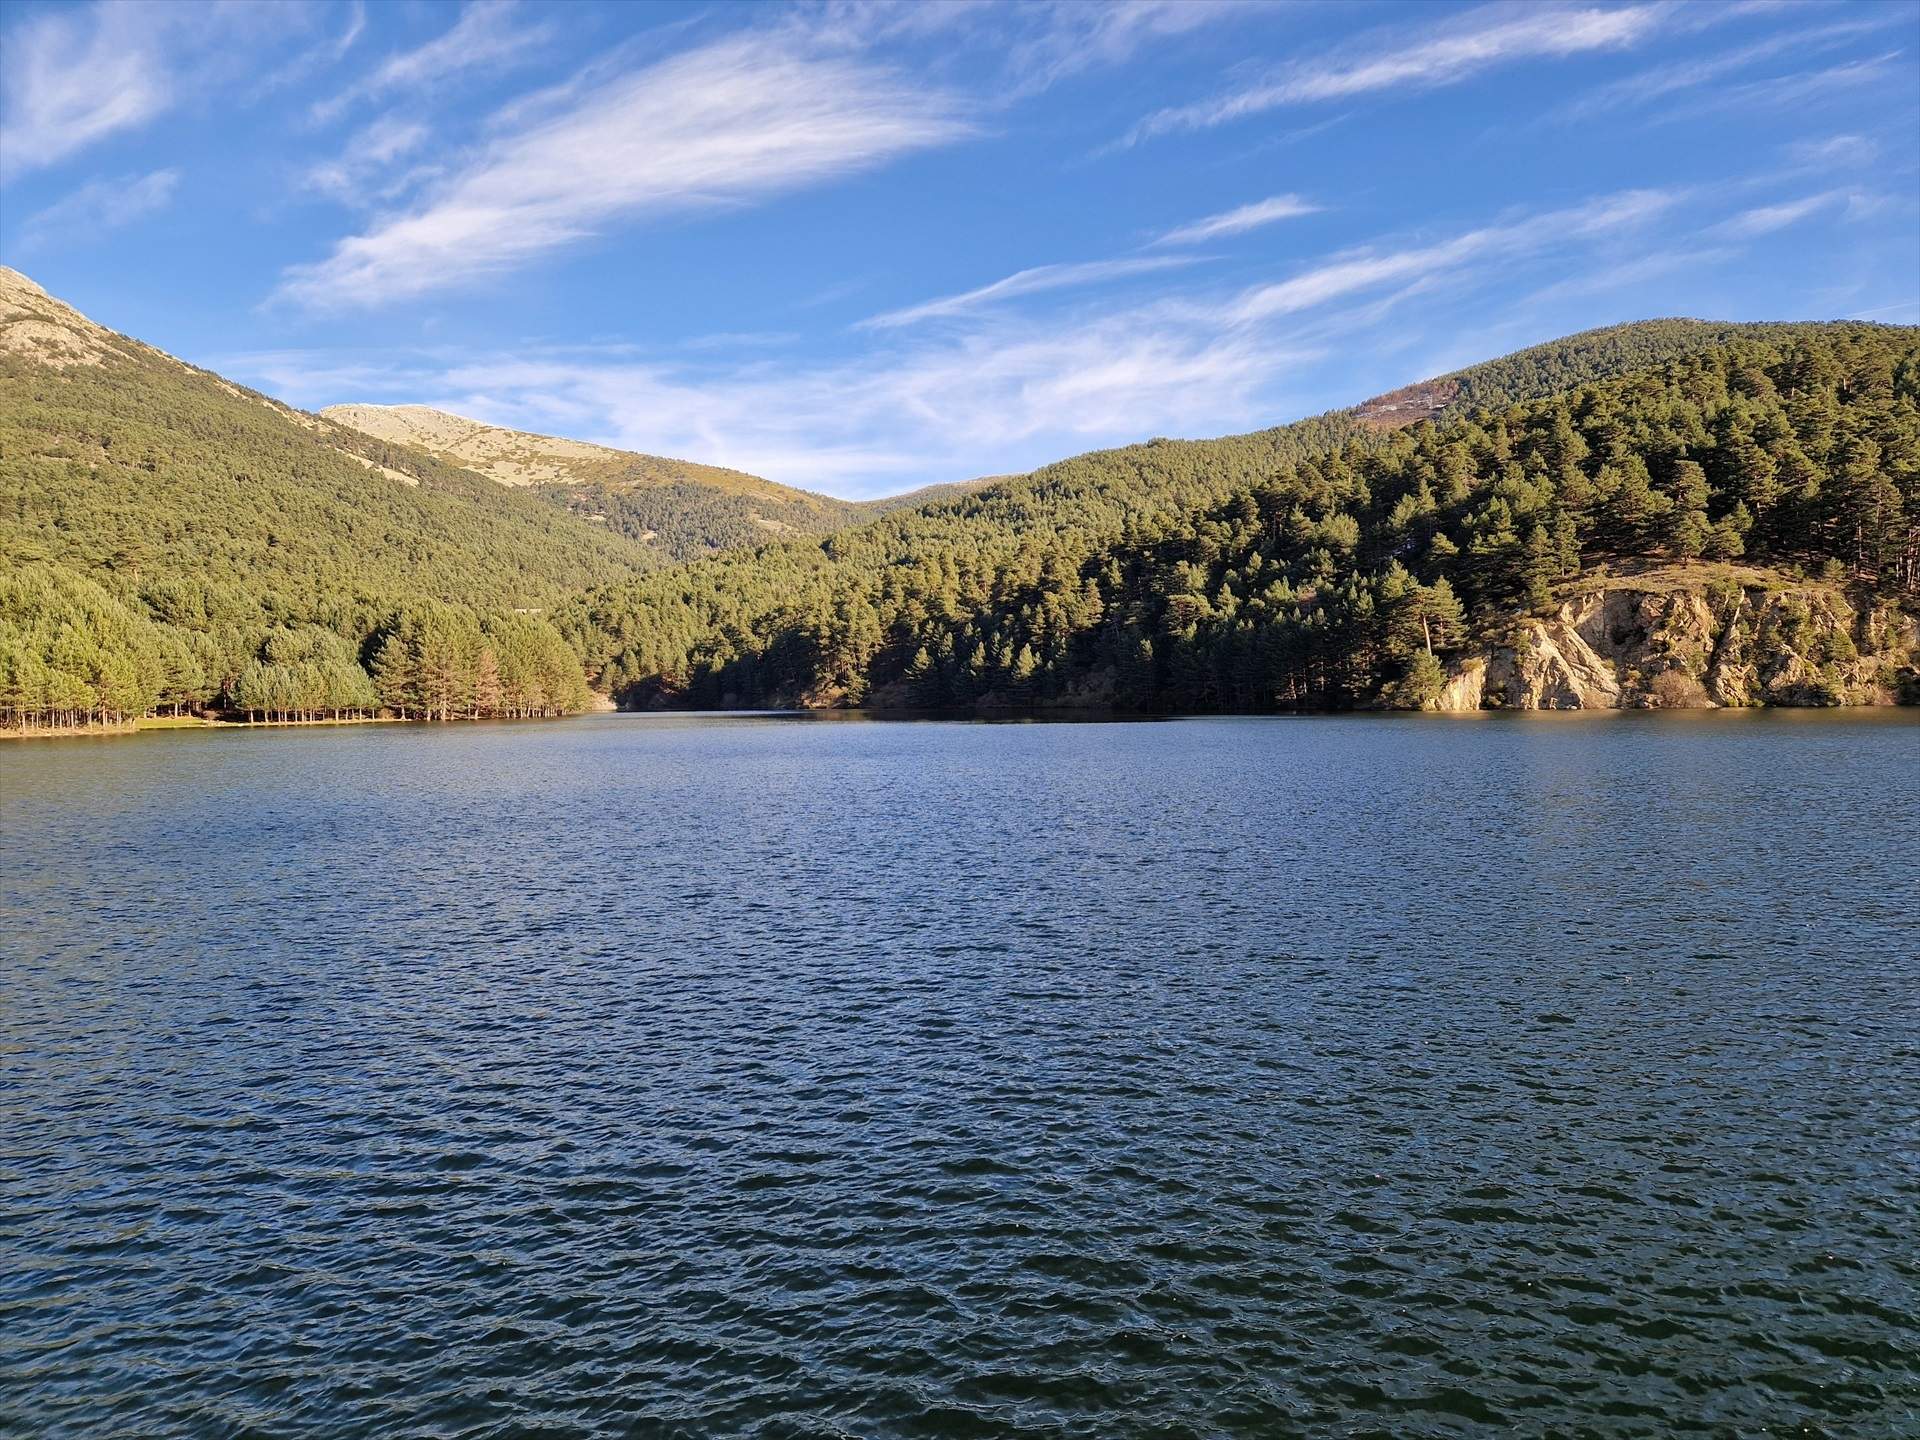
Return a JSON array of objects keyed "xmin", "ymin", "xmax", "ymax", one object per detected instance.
[{"xmin": 321, "ymin": 403, "xmax": 872, "ymax": 560}]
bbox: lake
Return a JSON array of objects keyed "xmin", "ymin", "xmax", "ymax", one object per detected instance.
[{"xmin": 2, "ymin": 711, "xmax": 1916, "ymax": 1437}]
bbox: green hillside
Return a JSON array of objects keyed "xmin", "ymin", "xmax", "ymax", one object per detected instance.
[
  {"xmin": 560, "ymin": 320, "xmax": 1915, "ymax": 708},
  {"xmin": 6, "ymin": 267, "xmax": 1911, "ymax": 735},
  {"xmin": 956, "ymin": 325, "xmax": 1919, "ymax": 712},
  {"xmin": 1, "ymin": 273, "xmax": 657, "ymax": 608},
  {"xmin": 0, "ymin": 268, "xmax": 642, "ymax": 728}
]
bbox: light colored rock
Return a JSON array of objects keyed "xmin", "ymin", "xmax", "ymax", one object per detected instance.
[
  {"xmin": 1438, "ymin": 571, "xmax": 1905, "ymax": 711},
  {"xmin": 1436, "ymin": 659, "xmax": 1486, "ymax": 711},
  {"xmin": 1, "ymin": 266, "xmax": 114, "ymax": 367}
]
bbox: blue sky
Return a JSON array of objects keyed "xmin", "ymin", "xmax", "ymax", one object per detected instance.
[{"xmin": 2, "ymin": 0, "xmax": 1916, "ymax": 497}]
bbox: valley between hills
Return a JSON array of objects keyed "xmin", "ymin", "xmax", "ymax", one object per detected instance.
[{"xmin": 2, "ymin": 263, "xmax": 1915, "ymax": 736}]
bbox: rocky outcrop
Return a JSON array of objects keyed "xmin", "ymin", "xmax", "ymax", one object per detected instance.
[{"xmin": 1436, "ymin": 569, "xmax": 1914, "ymax": 710}]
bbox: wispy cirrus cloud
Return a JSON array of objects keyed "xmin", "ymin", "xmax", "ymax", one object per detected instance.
[
  {"xmin": 309, "ymin": 0, "xmax": 551, "ymax": 126},
  {"xmin": 808, "ymin": 0, "xmax": 1254, "ymax": 94},
  {"xmin": 1004, "ymin": 0, "xmax": 1252, "ymax": 92},
  {"xmin": 277, "ymin": 31, "xmax": 972, "ymax": 310},
  {"xmin": 1122, "ymin": 2, "xmax": 1663, "ymax": 146},
  {"xmin": 0, "ymin": 4, "xmax": 171, "ymax": 174},
  {"xmin": 0, "ymin": 1, "xmax": 313, "ymax": 178},
  {"xmin": 859, "ymin": 256, "xmax": 1204, "ymax": 330},
  {"xmin": 1708, "ymin": 189, "xmax": 1855, "ymax": 239},
  {"xmin": 1555, "ymin": 12, "xmax": 1900, "ymax": 122},
  {"xmin": 1648, "ymin": 51, "xmax": 1909, "ymax": 126},
  {"xmin": 227, "ymin": 313, "xmax": 1300, "ymax": 493},
  {"xmin": 1222, "ymin": 188, "xmax": 1680, "ymax": 324},
  {"xmin": 243, "ymin": 185, "xmax": 1732, "ymax": 495},
  {"xmin": 301, "ymin": 115, "xmax": 433, "ymax": 204},
  {"xmin": 1518, "ymin": 245, "xmax": 1741, "ymax": 307},
  {"xmin": 1783, "ymin": 133, "xmax": 1878, "ymax": 169},
  {"xmin": 243, "ymin": 0, "xmax": 368, "ymax": 103},
  {"xmin": 14, "ymin": 168, "xmax": 179, "ymax": 252},
  {"xmin": 1152, "ymin": 194, "xmax": 1320, "ymax": 247}
]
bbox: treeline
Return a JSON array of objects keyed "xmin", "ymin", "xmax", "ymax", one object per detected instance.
[
  {"xmin": 1440, "ymin": 317, "xmax": 1841, "ymax": 414},
  {"xmin": 0, "ymin": 563, "xmax": 592, "ymax": 732},
  {"xmin": 563, "ymin": 325, "xmax": 1917, "ymax": 712},
  {"xmin": 0, "ymin": 277, "xmax": 640, "ymax": 733},
  {"xmin": 557, "ymin": 408, "xmax": 1369, "ymax": 704},
  {"xmin": 369, "ymin": 605, "xmax": 590, "ymax": 721}
]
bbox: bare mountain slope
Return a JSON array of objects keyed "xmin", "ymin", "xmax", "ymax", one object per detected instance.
[
  {"xmin": 321, "ymin": 403, "xmax": 876, "ymax": 560},
  {"xmin": 320, "ymin": 403, "xmax": 792, "ymax": 496}
]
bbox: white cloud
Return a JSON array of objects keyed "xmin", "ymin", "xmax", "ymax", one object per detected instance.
[
  {"xmin": 1847, "ymin": 300, "xmax": 1920, "ymax": 321},
  {"xmin": 1004, "ymin": 0, "xmax": 1252, "ymax": 92},
  {"xmin": 0, "ymin": 1, "xmax": 311, "ymax": 177},
  {"xmin": 0, "ymin": 4, "xmax": 173, "ymax": 174},
  {"xmin": 231, "ymin": 314, "xmax": 1301, "ymax": 494},
  {"xmin": 1125, "ymin": 2, "xmax": 1662, "ymax": 144},
  {"xmin": 804, "ymin": 0, "xmax": 1250, "ymax": 94},
  {"xmin": 1519, "ymin": 246, "xmax": 1741, "ymax": 307},
  {"xmin": 1556, "ymin": 13, "xmax": 1899, "ymax": 121},
  {"xmin": 14, "ymin": 168, "xmax": 180, "ymax": 252},
  {"xmin": 1783, "ymin": 134, "xmax": 1878, "ymax": 169},
  {"xmin": 859, "ymin": 256, "xmax": 1204, "ymax": 330},
  {"xmin": 1153, "ymin": 194, "xmax": 1319, "ymax": 247},
  {"xmin": 1710, "ymin": 190, "xmax": 1852, "ymax": 238},
  {"xmin": 335, "ymin": 0, "xmax": 367, "ymax": 57},
  {"xmin": 310, "ymin": 0, "xmax": 551, "ymax": 125},
  {"xmin": 242, "ymin": 0, "xmax": 370, "ymax": 102},
  {"xmin": 1651, "ymin": 51, "xmax": 1907, "ymax": 125},
  {"xmin": 301, "ymin": 115, "xmax": 432, "ymax": 203},
  {"xmin": 242, "ymin": 185, "xmax": 1724, "ymax": 496},
  {"xmin": 1224, "ymin": 189, "xmax": 1679, "ymax": 324},
  {"xmin": 278, "ymin": 31, "xmax": 971, "ymax": 309}
]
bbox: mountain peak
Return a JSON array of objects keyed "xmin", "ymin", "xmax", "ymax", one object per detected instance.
[{"xmin": 0, "ymin": 265, "xmax": 120, "ymax": 369}]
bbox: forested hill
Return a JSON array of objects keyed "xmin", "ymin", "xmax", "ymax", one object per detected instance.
[
  {"xmin": 1, "ymin": 268, "xmax": 657, "ymax": 605},
  {"xmin": 1, "ymin": 266, "xmax": 644, "ymax": 728},
  {"xmin": 321, "ymin": 403, "xmax": 876, "ymax": 562},
  {"xmin": 560, "ymin": 319, "xmax": 1916, "ymax": 709},
  {"xmin": 5, "ymin": 272, "xmax": 1912, "ymax": 736}
]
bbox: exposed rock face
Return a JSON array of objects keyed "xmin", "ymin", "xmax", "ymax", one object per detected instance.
[
  {"xmin": 1353, "ymin": 377, "xmax": 1461, "ymax": 431},
  {"xmin": 1437, "ymin": 572, "xmax": 1914, "ymax": 710}
]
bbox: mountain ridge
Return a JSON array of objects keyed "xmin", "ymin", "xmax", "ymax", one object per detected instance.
[{"xmin": 319, "ymin": 401, "xmax": 1003, "ymax": 558}]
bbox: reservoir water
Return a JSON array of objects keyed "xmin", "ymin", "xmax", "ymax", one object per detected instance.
[{"xmin": 2, "ymin": 712, "xmax": 1916, "ymax": 1437}]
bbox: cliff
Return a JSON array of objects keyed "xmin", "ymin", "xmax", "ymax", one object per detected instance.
[{"xmin": 1437, "ymin": 566, "xmax": 1916, "ymax": 711}]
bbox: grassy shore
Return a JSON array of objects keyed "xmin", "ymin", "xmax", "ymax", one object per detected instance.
[{"xmin": 1, "ymin": 714, "xmax": 404, "ymax": 741}]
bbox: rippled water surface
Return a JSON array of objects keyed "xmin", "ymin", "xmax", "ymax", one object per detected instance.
[{"xmin": 3, "ymin": 712, "xmax": 1917, "ymax": 1438}]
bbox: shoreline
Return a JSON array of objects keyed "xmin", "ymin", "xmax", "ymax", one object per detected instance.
[
  {"xmin": 7, "ymin": 698, "xmax": 1914, "ymax": 743},
  {"xmin": 0, "ymin": 713, "xmax": 572, "ymax": 741}
]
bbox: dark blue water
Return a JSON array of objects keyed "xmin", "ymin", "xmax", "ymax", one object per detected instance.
[{"xmin": 2, "ymin": 712, "xmax": 1917, "ymax": 1438}]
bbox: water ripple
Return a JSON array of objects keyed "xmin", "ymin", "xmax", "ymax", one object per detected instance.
[{"xmin": 2, "ymin": 712, "xmax": 1917, "ymax": 1437}]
